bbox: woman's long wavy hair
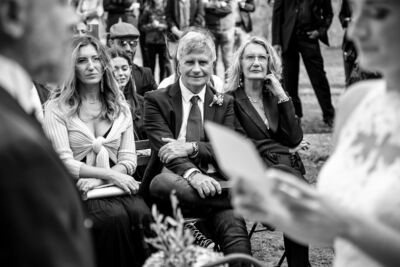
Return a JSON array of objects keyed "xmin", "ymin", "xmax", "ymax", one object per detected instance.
[
  {"xmin": 48, "ymin": 35, "xmax": 127, "ymax": 121},
  {"xmin": 107, "ymin": 47, "xmax": 141, "ymax": 116},
  {"xmin": 224, "ymin": 36, "xmax": 282, "ymax": 92}
]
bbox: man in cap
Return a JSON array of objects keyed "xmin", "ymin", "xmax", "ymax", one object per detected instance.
[
  {"xmin": 0, "ymin": 0, "xmax": 95, "ymax": 266},
  {"xmin": 109, "ymin": 20, "xmax": 157, "ymax": 96}
]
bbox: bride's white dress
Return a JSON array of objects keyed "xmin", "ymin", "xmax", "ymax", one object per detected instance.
[{"xmin": 318, "ymin": 80, "xmax": 400, "ymax": 267}]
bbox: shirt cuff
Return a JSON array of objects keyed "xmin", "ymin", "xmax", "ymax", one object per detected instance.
[
  {"xmin": 119, "ymin": 160, "xmax": 136, "ymax": 176},
  {"xmin": 183, "ymin": 168, "xmax": 201, "ymax": 179}
]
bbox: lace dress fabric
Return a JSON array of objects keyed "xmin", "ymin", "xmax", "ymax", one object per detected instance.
[{"xmin": 318, "ymin": 81, "xmax": 400, "ymax": 267}]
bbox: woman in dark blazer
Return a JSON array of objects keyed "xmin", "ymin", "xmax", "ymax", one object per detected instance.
[{"xmin": 225, "ymin": 36, "xmax": 310, "ymax": 267}]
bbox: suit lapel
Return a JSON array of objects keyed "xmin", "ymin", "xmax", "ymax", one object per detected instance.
[
  {"xmin": 204, "ymin": 85, "xmax": 216, "ymax": 122},
  {"xmin": 234, "ymin": 87, "xmax": 270, "ymax": 137},
  {"xmin": 168, "ymin": 81, "xmax": 183, "ymax": 137}
]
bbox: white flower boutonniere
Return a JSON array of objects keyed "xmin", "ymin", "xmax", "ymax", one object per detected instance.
[{"xmin": 209, "ymin": 93, "xmax": 224, "ymax": 107}]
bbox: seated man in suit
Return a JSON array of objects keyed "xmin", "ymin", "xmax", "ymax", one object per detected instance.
[{"xmin": 142, "ymin": 31, "xmax": 252, "ymax": 262}]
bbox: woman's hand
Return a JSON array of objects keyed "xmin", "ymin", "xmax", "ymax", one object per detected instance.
[
  {"xmin": 76, "ymin": 178, "xmax": 104, "ymax": 193},
  {"xmin": 265, "ymin": 74, "xmax": 287, "ymax": 99},
  {"xmin": 232, "ymin": 169, "xmax": 350, "ymax": 246},
  {"xmin": 106, "ymin": 170, "xmax": 140, "ymax": 194}
]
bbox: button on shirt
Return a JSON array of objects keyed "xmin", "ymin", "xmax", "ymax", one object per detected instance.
[{"xmin": 177, "ymin": 78, "xmax": 206, "ymax": 141}]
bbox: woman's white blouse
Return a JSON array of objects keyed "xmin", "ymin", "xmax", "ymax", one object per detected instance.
[{"xmin": 43, "ymin": 102, "xmax": 136, "ymax": 178}]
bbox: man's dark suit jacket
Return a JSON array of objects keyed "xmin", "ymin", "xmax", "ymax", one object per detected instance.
[
  {"xmin": 0, "ymin": 87, "xmax": 94, "ymax": 267},
  {"xmin": 238, "ymin": 0, "xmax": 255, "ymax": 33},
  {"xmin": 232, "ymin": 87, "xmax": 303, "ymax": 167},
  {"xmin": 140, "ymin": 81, "xmax": 235, "ymax": 199},
  {"xmin": 165, "ymin": 0, "xmax": 205, "ymax": 40},
  {"xmin": 132, "ymin": 64, "xmax": 158, "ymax": 96},
  {"xmin": 272, "ymin": 0, "xmax": 333, "ymax": 52}
]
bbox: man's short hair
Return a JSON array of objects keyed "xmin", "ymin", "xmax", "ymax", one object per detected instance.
[{"xmin": 176, "ymin": 31, "xmax": 216, "ymax": 62}]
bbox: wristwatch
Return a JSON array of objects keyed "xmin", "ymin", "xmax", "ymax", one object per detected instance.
[
  {"xmin": 189, "ymin": 142, "xmax": 199, "ymax": 158},
  {"xmin": 187, "ymin": 170, "xmax": 201, "ymax": 183}
]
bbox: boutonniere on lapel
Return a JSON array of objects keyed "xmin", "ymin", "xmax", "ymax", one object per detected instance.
[{"xmin": 209, "ymin": 93, "xmax": 224, "ymax": 107}]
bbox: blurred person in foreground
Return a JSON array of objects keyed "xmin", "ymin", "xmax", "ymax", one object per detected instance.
[
  {"xmin": 0, "ymin": 0, "xmax": 94, "ymax": 266},
  {"xmin": 139, "ymin": 0, "xmax": 172, "ymax": 81},
  {"xmin": 44, "ymin": 36, "xmax": 152, "ymax": 267},
  {"xmin": 225, "ymin": 36, "xmax": 310, "ymax": 267},
  {"xmin": 233, "ymin": 0, "xmax": 400, "ymax": 266},
  {"xmin": 233, "ymin": 0, "xmax": 255, "ymax": 51}
]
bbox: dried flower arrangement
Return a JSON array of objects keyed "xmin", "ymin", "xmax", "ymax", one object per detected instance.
[{"xmin": 143, "ymin": 192, "xmax": 225, "ymax": 267}]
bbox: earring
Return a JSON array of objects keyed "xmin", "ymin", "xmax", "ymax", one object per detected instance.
[
  {"xmin": 100, "ymin": 78, "xmax": 104, "ymax": 93},
  {"xmin": 239, "ymin": 74, "xmax": 244, "ymax": 88}
]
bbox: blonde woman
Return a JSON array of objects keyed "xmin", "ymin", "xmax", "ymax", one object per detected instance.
[
  {"xmin": 233, "ymin": 1, "xmax": 400, "ymax": 266},
  {"xmin": 225, "ymin": 36, "xmax": 309, "ymax": 267}
]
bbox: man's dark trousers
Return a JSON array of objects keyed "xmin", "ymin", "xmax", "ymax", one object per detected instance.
[{"xmin": 282, "ymin": 34, "xmax": 335, "ymax": 121}]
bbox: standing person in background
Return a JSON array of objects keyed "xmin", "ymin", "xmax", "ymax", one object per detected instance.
[
  {"xmin": 103, "ymin": 0, "xmax": 135, "ymax": 31},
  {"xmin": 272, "ymin": 0, "xmax": 335, "ymax": 127},
  {"xmin": 233, "ymin": 0, "xmax": 400, "ymax": 266},
  {"xmin": 164, "ymin": 0, "xmax": 204, "ymax": 60},
  {"xmin": 109, "ymin": 20, "xmax": 158, "ymax": 95},
  {"xmin": 0, "ymin": 0, "xmax": 95, "ymax": 266},
  {"xmin": 233, "ymin": 0, "xmax": 255, "ymax": 51},
  {"xmin": 204, "ymin": 0, "xmax": 235, "ymax": 81},
  {"xmin": 139, "ymin": 0, "xmax": 172, "ymax": 82},
  {"xmin": 76, "ymin": 0, "xmax": 106, "ymax": 41},
  {"xmin": 104, "ymin": 0, "xmax": 150, "ymax": 67}
]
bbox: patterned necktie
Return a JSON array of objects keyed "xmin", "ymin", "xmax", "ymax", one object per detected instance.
[{"xmin": 186, "ymin": 95, "xmax": 203, "ymax": 142}]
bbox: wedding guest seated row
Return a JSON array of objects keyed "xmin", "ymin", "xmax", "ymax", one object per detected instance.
[
  {"xmin": 43, "ymin": 36, "xmax": 152, "ymax": 267},
  {"xmin": 41, "ymin": 29, "xmax": 310, "ymax": 267},
  {"xmin": 108, "ymin": 47, "xmax": 149, "ymax": 180},
  {"xmin": 225, "ymin": 36, "xmax": 310, "ymax": 267},
  {"xmin": 141, "ymin": 30, "xmax": 253, "ymax": 266},
  {"xmin": 232, "ymin": 0, "xmax": 400, "ymax": 266}
]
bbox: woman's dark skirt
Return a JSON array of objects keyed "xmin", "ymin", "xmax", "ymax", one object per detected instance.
[{"xmin": 86, "ymin": 194, "xmax": 152, "ymax": 267}]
